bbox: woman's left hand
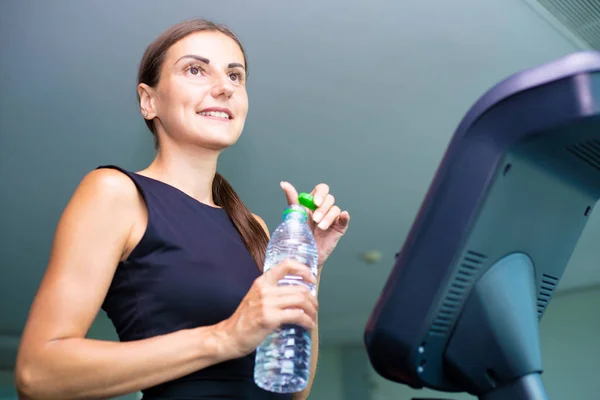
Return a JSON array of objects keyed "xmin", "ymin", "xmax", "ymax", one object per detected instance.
[{"xmin": 281, "ymin": 181, "xmax": 350, "ymax": 267}]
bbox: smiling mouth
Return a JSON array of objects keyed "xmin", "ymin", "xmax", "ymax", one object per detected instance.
[{"xmin": 197, "ymin": 111, "xmax": 232, "ymax": 120}]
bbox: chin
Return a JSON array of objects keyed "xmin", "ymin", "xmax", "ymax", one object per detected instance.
[{"xmin": 190, "ymin": 131, "xmax": 241, "ymax": 151}]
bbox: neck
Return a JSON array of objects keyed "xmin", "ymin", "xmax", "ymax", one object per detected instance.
[{"xmin": 139, "ymin": 139, "xmax": 222, "ymax": 207}]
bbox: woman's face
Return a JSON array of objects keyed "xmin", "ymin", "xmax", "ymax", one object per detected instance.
[{"xmin": 141, "ymin": 31, "xmax": 248, "ymax": 150}]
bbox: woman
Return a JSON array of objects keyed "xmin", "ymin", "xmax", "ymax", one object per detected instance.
[{"xmin": 15, "ymin": 19, "xmax": 349, "ymax": 400}]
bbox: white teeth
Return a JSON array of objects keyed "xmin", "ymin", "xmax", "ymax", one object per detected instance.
[{"xmin": 198, "ymin": 111, "xmax": 230, "ymax": 119}]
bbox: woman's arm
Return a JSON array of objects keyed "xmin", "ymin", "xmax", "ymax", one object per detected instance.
[{"xmin": 16, "ymin": 170, "xmax": 231, "ymax": 400}]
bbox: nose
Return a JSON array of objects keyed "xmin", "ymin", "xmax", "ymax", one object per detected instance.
[{"xmin": 210, "ymin": 74, "xmax": 235, "ymax": 99}]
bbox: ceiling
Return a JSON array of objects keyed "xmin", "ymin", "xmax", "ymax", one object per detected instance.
[{"xmin": 1, "ymin": 0, "xmax": 599, "ymax": 371}]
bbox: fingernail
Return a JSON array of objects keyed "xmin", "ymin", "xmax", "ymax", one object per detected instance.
[
  {"xmin": 313, "ymin": 211, "xmax": 322, "ymax": 223},
  {"xmin": 314, "ymin": 196, "xmax": 322, "ymax": 206},
  {"xmin": 318, "ymin": 221, "xmax": 328, "ymax": 230}
]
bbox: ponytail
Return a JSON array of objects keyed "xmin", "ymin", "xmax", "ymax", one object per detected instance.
[{"xmin": 212, "ymin": 173, "xmax": 269, "ymax": 271}]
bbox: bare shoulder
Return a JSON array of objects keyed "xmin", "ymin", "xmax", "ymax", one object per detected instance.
[
  {"xmin": 77, "ymin": 168, "xmax": 139, "ymax": 203},
  {"xmin": 75, "ymin": 168, "xmax": 146, "ymax": 259},
  {"xmin": 252, "ymin": 213, "xmax": 270, "ymax": 237},
  {"xmin": 55, "ymin": 167, "xmax": 142, "ymax": 263}
]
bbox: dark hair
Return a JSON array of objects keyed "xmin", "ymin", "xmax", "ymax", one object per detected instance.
[{"xmin": 137, "ymin": 19, "xmax": 268, "ymax": 270}]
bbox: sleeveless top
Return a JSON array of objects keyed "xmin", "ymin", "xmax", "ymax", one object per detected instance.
[{"xmin": 97, "ymin": 166, "xmax": 292, "ymax": 400}]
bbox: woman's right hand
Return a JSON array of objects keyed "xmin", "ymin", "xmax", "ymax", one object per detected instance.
[{"xmin": 216, "ymin": 259, "xmax": 318, "ymax": 359}]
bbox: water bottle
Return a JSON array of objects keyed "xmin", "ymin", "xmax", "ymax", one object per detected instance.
[{"xmin": 254, "ymin": 193, "xmax": 319, "ymax": 393}]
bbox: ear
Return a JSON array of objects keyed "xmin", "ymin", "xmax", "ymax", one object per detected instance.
[{"xmin": 137, "ymin": 83, "xmax": 156, "ymax": 119}]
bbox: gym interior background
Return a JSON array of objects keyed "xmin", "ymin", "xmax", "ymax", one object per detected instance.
[{"xmin": 1, "ymin": 1, "xmax": 599, "ymax": 398}]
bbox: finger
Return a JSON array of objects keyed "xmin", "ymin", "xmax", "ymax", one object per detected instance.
[
  {"xmin": 266, "ymin": 259, "xmax": 316, "ymax": 285},
  {"xmin": 269, "ymin": 292, "xmax": 318, "ymax": 320},
  {"xmin": 254, "ymin": 283, "xmax": 309, "ymax": 300},
  {"xmin": 312, "ymin": 193, "xmax": 335, "ymax": 224},
  {"xmin": 310, "ymin": 183, "xmax": 330, "ymax": 207},
  {"xmin": 280, "ymin": 181, "xmax": 299, "ymax": 206},
  {"xmin": 317, "ymin": 205, "xmax": 341, "ymax": 231},
  {"xmin": 338, "ymin": 211, "xmax": 350, "ymax": 226},
  {"xmin": 279, "ymin": 308, "xmax": 317, "ymax": 330},
  {"xmin": 270, "ymin": 284, "xmax": 314, "ymax": 298},
  {"xmin": 273, "ymin": 285, "xmax": 318, "ymax": 310},
  {"xmin": 278, "ymin": 285, "xmax": 319, "ymax": 310}
]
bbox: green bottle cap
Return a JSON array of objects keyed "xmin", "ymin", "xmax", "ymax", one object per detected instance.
[{"xmin": 298, "ymin": 192, "xmax": 317, "ymax": 211}]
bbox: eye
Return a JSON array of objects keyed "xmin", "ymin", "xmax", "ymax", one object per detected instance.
[
  {"xmin": 185, "ymin": 63, "xmax": 204, "ymax": 76},
  {"xmin": 229, "ymin": 71, "xmax": 245, "ymax": 84}
]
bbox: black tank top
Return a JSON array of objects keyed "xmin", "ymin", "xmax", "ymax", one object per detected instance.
[{"xmin": 97, "ymin": 166, "xmax": 292, "ymax": 400}]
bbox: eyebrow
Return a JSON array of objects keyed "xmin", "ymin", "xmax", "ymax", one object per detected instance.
[{"xmin": 175, "ymin": 55, "xmax": 245, "ymax": 70}]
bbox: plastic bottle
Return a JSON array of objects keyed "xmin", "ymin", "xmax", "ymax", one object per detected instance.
[{"xmin": 254, "ymin": 193, "xmax": 319, "ymax": 393}]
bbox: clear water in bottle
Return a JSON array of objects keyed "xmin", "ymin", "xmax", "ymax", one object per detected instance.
[{"xmin": 254, "ymin": 203, "xmax": 319, "ymax": 393}]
